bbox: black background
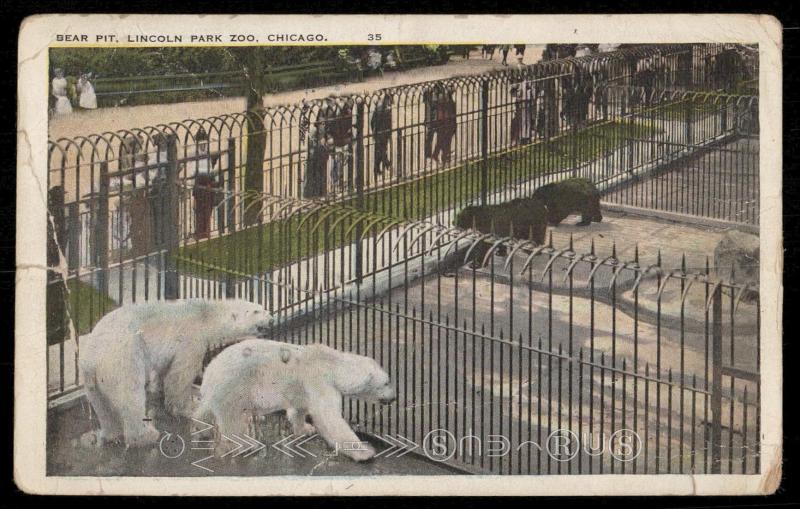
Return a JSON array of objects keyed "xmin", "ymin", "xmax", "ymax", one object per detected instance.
[{"xmin": 0, "ymin": 1, "xmax": 796, "ymax": 507}]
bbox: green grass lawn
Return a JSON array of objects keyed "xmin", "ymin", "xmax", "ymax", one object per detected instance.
[
  {"xmin": 47, "ymin": 278, "xmax": 118, "ymax": 344},
  {"xmin": 176, "ymin": 119, "xmax": 654, "ymax": 276}
]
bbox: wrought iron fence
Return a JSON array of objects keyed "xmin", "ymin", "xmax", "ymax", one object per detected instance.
[
  {"xmin": 47, "ymin": 44, "xmax": 757, "ymax": 276},
  {"xmin": 48, "ymin": 191, "xmax": 761, "ymax": 475},
  {"xmin": 45, "ymin": 43, "xmax": 761, "ymax": 475},
  {"xmin": 189, "ymin": 208, "xmax": 759, "ymax": 475}
]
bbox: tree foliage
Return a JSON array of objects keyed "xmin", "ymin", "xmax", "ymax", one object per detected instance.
[{"xmin": 49, "ymin": 47, "xmax": 348, "ymax": 78}]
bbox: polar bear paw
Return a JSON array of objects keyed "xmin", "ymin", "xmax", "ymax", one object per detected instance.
[
  {"xmin": 342, "ymin": 442, "xmax": 377, "ymax": 462},
  {"xmin": 81, "ymin": 429, "xmax": 123, "ymax": 448},
  {"xmin": 126, "ymin": 426, "xmax": 162, "ymax": 448},
  {"xmin": 294, "ymin": 422, "xmax": 317, "ymax": 437},
  {"xmin": 287, "ymin": 408, "xmax": 316, "ymax": 437}
]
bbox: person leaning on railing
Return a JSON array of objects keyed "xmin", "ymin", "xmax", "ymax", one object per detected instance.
[
  {"xmin": 114, "ymin": 134, "xmax": 149, "ymax": 257},
  {"xmin": 190, "ymin": 127, "xmax": 223, "ymax": 240},
  {"xmin": 371, "ymin": 93, "xmax": 393, "ymax": 175},
  {"xmin": 434, "ymin": 86, "xmax": 457, "ymax": 165},
  {"xmin": 423, "ymin": 83, "xmax": 457, "ymax": 167},
  {"xmin": 326, "ymin": 95, "xmax": 355, "ymax": 191}
]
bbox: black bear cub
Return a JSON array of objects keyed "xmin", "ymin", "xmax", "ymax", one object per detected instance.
[{"xmin": 532, "ymin": 177, "xmax": 603, "ymax": 226}]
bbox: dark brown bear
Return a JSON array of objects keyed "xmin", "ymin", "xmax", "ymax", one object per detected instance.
[
  {"xmin": 532, "ymin": 177, "xmax": 603, "ymax": 226},
  {"xmin": 454, "ymin": 197, "xmax": 548, "ymax": 263}
]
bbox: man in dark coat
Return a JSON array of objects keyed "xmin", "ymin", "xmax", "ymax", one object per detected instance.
[
  {"xmin": 191, "ymin": 128, "xmax": 222, "ymax": 239},
  {"xmin": 432, "ymin": 87, "xmax": 457, "ymax": 165},
  {"xmin": 327, "ymin": 96, "xmax": 354, "ymax": 190},
  {"xmin": 371, "ymin": 94, "xmax": 393, "ymax": 175},
  {"xmin": 303, "ymin": 102, "xmax": 332, "ymax": 198},
  {"xmin": 423, "ymin": 84, "xmax": 442, "ymax": 162}
]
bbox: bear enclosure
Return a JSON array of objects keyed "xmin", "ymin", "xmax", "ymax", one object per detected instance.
[{"xmin": 46, "ymin": 43, "xmax": 761, "ymax": 475}]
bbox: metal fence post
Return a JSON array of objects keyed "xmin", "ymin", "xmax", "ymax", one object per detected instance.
[
  {"xmin": 480, "ymin": 78, "xmax": 489, "ymax": 206},
  {"xmin": 710, "ymin": 284, "xmax": 723, "ymax": 473},
  {"xmin": 226, "ymin": 137, "xmax": 236, "ymax": 235},
  {"xmin": 224, "ymin": 137, "xmax": 236, "ymax": 298},
  {"xmin": 95, "ymin": 162, "xmax": 109, "ymax": 299},
  {"xmin": 47, "ymin": 186, "xmax": 66, "ymax": 346},
  {"xmin": 164, "ymin": 136, "xmax": 180, "ymax": 299},
  {"xmin": 720, "ymin": 101, "xmax": 728, "ymax": 134},
  {"xmin": 679, "ymin": 49, "xmax": 692, "ymax": 88},
  {"xmin": 626, "ymin": 137, "xmax": 634, "ymax": 177},
  {"xmin": 684, "ymin": 98, "xmax": 694, "ymax": 145},
  {"xmin": 354, "ymin": 101, "xmax": 365, "ymax": 282},
  {"xmin": 570, "ymin": 115, "xmax": 579, "ymax": 178},
  {"xmin": 66, "ymin": 201, "xmax": 80, "ymax": 272}
]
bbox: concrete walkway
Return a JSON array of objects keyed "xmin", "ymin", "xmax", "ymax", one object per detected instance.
[{"xmin": 49, "ymin": 47, "xmax": 545, "ymax": 141}]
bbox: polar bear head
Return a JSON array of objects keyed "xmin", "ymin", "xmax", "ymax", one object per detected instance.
[
  {"xmin": 218, "ymin": 300, "xmax": 275, "ymax": 334},
  {"xmin": 308, "ymin": 344, "xmax": 396, "ymax": 404}
]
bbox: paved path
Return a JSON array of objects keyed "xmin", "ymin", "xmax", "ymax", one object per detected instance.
[{"xmin": 49, "ymin": 47, "xmax": 545, "ymax": 141}]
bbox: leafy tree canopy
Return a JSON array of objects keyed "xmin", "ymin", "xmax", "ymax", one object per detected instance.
[{"xmin": 49, "ymin": 46, "xmax": 384, "ymax": 78}]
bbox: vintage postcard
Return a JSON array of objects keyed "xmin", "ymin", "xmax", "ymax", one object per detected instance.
[{"xmin": 15, "ymin": 14, "xmax": 782, "ymax": 495}]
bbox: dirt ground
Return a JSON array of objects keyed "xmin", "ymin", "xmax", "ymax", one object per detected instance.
[{"xmin": 47, "ymin": 402, "xmax": 455, "ymax": 476}]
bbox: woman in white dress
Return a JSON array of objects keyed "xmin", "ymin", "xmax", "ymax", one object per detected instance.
[
  {"xmin": 77, "ymin": 73, "xmax": 98, "ymax": 110},
  {"xmin": 51, "ymin": 68, "xmax": 73, "ymax": 115}
]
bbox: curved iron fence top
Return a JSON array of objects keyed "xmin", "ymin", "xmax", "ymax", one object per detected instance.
[
  {"xmin": 48, "ymin": 114, "xmax": 252, "ymax": 162},
  {"xmin": 48, "ymin": 43, "xmax": 732, "ymax": 156},
  {"xmin": 373, "ymin": 43, "xmax": 694, "ymax": 91},
  {"xmin": 230, "ymin": 193, "xmax": 757, "ymax": 298},
  {"xmin": 606, "ymin": 85, "xmax": 759, "ymax": 107}
]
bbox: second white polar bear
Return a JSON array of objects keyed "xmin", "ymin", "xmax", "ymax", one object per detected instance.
[{"xmin": 195, "ymin": 339, "xmax": 396, "ymax": 462}]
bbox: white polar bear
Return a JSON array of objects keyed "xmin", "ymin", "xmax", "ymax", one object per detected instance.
[
  {"xmin": 194, "ymin": 338, "xmax": 396, "ymax": 462},
  {"xmin": 79, "ymin": 299, "xmax": 274, "ymax": 447}
]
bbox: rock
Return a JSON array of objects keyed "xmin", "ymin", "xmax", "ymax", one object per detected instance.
[{"xmin": 714, "ymin": 230, "xmax": 759, "ymax": 285}]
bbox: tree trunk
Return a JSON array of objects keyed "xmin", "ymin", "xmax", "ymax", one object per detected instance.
[{"xmin": 237, "ymin": 49, "xmax": 268, "ymax": 226}]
